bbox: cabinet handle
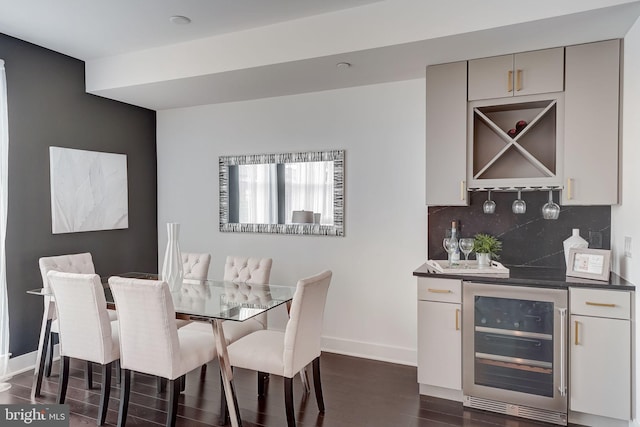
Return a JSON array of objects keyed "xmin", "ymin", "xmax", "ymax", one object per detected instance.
[
  {"xmin": 455, "ymin": 308, "xmax": 460, "ymax": 331},
  {"xmin": 427, "ymin": 288, "xmax": 451, "ymax": 294},
  {"xmin": 574, "ymin": 320, "xmax": 579, "ymax": 345},
  {"xmin": 585, "ymin": 301, "xmax": 616, "ymax": 308},
  {"xmin": 559, "ymin": 308, "xmax": 567, "ymax": 396},
  {"xmin": 460, "ymin": 180, "xmax": 466, "ymax": 201},
  {"xmin": 567, "ymin": 178, "xmax": 573, "ymax": 200},
  {"xmin": 507, "ymin": 70, "xmax": 513, "ymax": 92},
  {"xmin": 516, "ymin": 69, "xmax": 522, "ymax": 91}
]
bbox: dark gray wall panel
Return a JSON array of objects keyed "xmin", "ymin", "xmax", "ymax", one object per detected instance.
[{"xmin": 0, "ymin": 33, "xmax": 157, "ymax": 356}]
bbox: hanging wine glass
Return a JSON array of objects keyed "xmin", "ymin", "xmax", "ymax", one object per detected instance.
[
  {"xmin": 483, "ymin": 190, "xmax": 496, "ymax": 214},
  {"xmin": 512, "ymin": 188, "xmax": 526, "ymax": 214},
  {"xmin": 542, "ymin": 189, "xmax": 560, "ymax": 220}
]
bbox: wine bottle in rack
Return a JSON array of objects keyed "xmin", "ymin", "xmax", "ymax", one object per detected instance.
[{"xmin": 515, "ymin": 120, "xmax": 528, "ymax": 132}]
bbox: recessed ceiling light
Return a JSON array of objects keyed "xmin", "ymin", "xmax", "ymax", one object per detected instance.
[
  {"xmin": 336, "ymin": 62, "xmax": 351, "ymax": 69},
  {"xmin": 169, "ymin": 15, "xmax": 191, "ymax": 25}
]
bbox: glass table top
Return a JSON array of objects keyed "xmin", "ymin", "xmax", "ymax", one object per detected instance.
[{"xmin": 28, "ymin": 272, "xmax": 296, "ymax": 322}]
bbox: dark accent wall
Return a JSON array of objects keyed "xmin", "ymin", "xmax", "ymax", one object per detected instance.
[
  {"xmin": 0, "ymin": 34, "xmax": 158, "ymax": 357},
  {"xmin": 428, "ymin": 191, "xmax": 610, "ymax": 268}
]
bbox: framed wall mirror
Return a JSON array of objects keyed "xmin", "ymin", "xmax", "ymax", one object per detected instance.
[{"xmin": 219, "ymin": 149, "xmax": 344, "ymax": 236}]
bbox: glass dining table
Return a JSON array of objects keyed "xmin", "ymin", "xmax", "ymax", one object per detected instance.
[{"xmin": 27, "ymin": 273, "xmax": 296, "ymax": 427}]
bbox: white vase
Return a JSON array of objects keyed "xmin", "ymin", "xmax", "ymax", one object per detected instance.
[
  {"xmin": 161, "ymin": 223, "xmax": 183, "ymax": 292},
  {"xmin": 477, "ymin": 253, "xmax": 491, "ymax": 268},
  {"xmin": 563, "ymin": 228, "xmax": 588, "ymax": 268}
]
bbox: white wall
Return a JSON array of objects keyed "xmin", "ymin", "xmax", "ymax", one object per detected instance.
[
  {"xmin": 613, "ymin": 15, "xmax": 640, "ymax": 427},
  {"xmin": 157, "ymin": 79, "xmax": 426, "ymax": 365}
]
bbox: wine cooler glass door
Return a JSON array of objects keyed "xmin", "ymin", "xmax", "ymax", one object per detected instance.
[{"xmin": 463, "ymin": 282, "xmax": 568, "ymax": 416}]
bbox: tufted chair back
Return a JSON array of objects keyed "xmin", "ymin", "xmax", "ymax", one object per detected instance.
[
  {"xmin": 39, "ymin": 252, "xmax": 95, "ymax": 293},
  {"xmin": 47, "ymin": 271, "xmax": 118, "ymax": 365},
  {"xmin": 224, "ymin": 256, "xmax": 272, "ymax": 284},
  {"xmin": 181, "ymin": 252, "xmax": 211, "ymax": 280},
  {"xmin": 108, "ymin": 277, "xmax": 183, "ymax": 380}
]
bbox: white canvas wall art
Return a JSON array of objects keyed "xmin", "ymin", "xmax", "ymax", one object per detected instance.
[{"xmin": 49, "ymin": 147, "xmax": 128, "ymax": 234}]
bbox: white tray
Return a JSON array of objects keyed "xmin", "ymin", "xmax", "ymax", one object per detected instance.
[{"xmin": 426, "ymin": 259, "xmax": 510, "ymax": 277}]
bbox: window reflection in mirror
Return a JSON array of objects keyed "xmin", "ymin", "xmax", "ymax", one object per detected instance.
[{"xmin": 220, "ymin": 150, "xmax": 344, "ymax": 236}]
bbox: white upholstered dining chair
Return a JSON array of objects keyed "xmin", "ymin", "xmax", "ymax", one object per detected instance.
[
  {"xmin": 181, "ymin": 256, "xmax": 272, "ymax": 380},
  {"xmin": 182, "ymin": 252, "xmax": 211, "ymax": 280},
  {"xmin": 175, "ymin": 252, "xmax": 212, "ymax": 330},
  {"xmin": 39, "ymin": 252, "xmax": 116, "ymax": 387},
  {"xmin": 227, "ymin": 270, "xmax": 332, "ymax": 427},
  {"xmin": 108, "ymin": 276, "xmax": 217, "ymax": 427},
  {"xmin": 47, "ymin": 271, "xmax": 119, "ymax": 426}
]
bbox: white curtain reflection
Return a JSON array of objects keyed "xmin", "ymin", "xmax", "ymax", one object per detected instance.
[
  {"xmin": 285, "ymin": 161, "xmax": 334, "ymax": 225},
  {"xmin": 238, "ymin": 164, "xmax": 277, "ymax": 224},
  {"xmin": 0, "ymin": 60, "xmax": 8, "ymax": 362}
]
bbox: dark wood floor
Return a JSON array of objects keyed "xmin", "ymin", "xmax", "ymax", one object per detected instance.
[{"xmin": 3, "ymin": 353, "xmax": 572, "ymax": 426}]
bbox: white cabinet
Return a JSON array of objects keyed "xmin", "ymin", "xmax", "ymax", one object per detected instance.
[
  {"xmin": 426, "ymin": 61, "xmax": 468, "ymax": 206},
  {"xmin": 468, "ymin": 48, "xmax": 564, "ymax": 101},
  {"xmin": 569, "ymin": 288, "xmax": 631, "ymax": 420},
  {"xmin": 417, "ymin": 277, "xmax": 462, "ymax": 393},
  {"xmin": 563, "ymin": 39, "xmax": 620, "ymax": 205}
]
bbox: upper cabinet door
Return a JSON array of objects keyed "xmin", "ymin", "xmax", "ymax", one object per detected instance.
[
  {"xmin": 468, "ymin": 54, "xmax": 514, "ymax": 101},
  {"xmin": 563, "ymin": 39, "xmax": 620, "ymax": 205},
  {"xmin": 468, "ymin": 48, "xmax": 564, "ymax": 101},
  {"xmin": 426, "ymin": 61, "xmax": 468, "ymax": 206},
  {"xmin": 514, "ymin": 48, "xmax": 564, "ymax": 96}
]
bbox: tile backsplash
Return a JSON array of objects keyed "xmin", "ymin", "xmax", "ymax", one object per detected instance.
[{"xmin": 428, "ymin": 190, "xmax": 611, "ymax": 268}]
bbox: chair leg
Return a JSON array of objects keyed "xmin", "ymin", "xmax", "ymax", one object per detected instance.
[
  {"xmin": 312, "ymin": 357, "xmax": 325, "ymax": 413},
  {"xmin": 284, "ymin": 377, "xmax": 296, "ymax": 427},
  {"xmin": 167, "ymin": 379, "xmax": 181, "ymax": 427},
  {"xmin": 98, "ymin": 362, "xmax": 112, "ymax": 425},
  {"xmin": 257, "ymin": 371, "xmax": 269, "ymax": 397},
  {"xmin": 86, "ymin": 361, "xmax": 94, "ymax": 389},
  {"xmin": 57, "ymin": 356, "xmax": 70, "ymax": 404},
  {"xmin": 200, "ymin": 363, "xmax": 207, "ymax": 379},
  {"xmin": 45, "ymin": 332, "xmax": 56, "ymax": 377},
  {"xmin": 118, "ymin": 369, "xmax": 132, "ymax": 427}
]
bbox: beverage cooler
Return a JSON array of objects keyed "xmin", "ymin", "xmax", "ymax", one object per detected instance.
[{"xmin": 462, "ymin": 282, "xmax": 568, "ymax": 425}]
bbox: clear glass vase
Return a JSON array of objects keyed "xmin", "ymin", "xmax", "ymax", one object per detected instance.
[{"xmin": 161, "ymin": 223, "xmax": 183, "ymax": 292}]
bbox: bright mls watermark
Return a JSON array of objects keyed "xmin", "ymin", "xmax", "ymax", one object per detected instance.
[{"xmin": 0, "ymin": 405, "xmax": 68, "ymax": 426}]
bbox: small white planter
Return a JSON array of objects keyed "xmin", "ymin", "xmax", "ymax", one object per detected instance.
[{"xmin": 477, "ymin": 253, "xmax": 491, "ymax": 268}]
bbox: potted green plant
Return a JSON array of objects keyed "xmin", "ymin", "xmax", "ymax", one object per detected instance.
[{"xmin": 473, "ymin": 233, "xmax": 502, "ymax": 267}]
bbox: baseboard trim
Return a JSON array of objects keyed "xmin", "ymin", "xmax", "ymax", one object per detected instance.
[
  {"xmin": 7, "ymin": 344, "xmax": 59, "ymax": 378},
  {"xmin": 321, "ymin": 335, "xmax": 416, "ymax": 366}
]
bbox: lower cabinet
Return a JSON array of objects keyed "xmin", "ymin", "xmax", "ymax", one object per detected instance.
[
  {"xmin": 569, "ymin": 288, "xmax": 631, "ymax": 421},
  {"xmin": 417, "ymin": 278, "xmax": 462, "ymax": 393},
  {"xmin": 416, "ymin": 277, "xmax": 634, "ymax": 424}
]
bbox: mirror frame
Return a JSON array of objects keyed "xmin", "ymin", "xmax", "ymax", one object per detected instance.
[{"xmin": 219, "ymin": 149, "xmax": 344, "ymax": 236}]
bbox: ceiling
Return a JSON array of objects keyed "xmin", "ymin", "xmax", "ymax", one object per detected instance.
[
  {"xmin": 0, "ymin": 0, "xmax": 384, "ymax": 60},
  {"xmin": 1, "ymin": 1, "xmax": 640, "ymax": 110}
]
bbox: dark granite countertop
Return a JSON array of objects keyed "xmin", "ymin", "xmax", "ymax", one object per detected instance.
[{"xmin": 413, "ymin": 263, "xmax": 635, "ymax": 290}]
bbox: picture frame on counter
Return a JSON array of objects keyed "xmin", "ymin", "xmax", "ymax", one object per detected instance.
[{"xmin": 566, "ymin": 248, "xmax": 611, "ymax": 281}]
